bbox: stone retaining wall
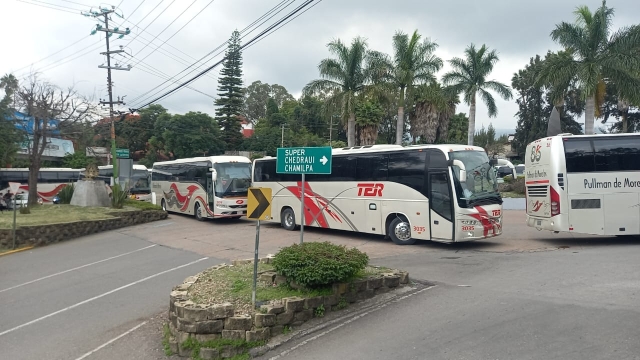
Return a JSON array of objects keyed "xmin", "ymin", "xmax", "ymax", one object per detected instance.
[
  {"xmin": 167, "ymin": 262, "xmax": 409, "ymax": 359},
  {"xmin": 0, "ymin": 209, "xmax": 167, "ymax": 248}
]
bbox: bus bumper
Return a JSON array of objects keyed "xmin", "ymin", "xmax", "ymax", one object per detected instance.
[{"xmin": 526, "ymin": 215, "xmax": 562, "ymax": 232}]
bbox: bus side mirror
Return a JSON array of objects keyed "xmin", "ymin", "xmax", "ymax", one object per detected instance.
[
  {"xmin": 448, "ymin": 159, "xmax": 467, "ymax": 183},
  {"xmin": 210, "ymin": 169, "xmax": 217, "ymax": 182}
]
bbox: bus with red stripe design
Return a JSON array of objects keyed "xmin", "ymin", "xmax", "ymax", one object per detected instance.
[
  {"xmin": 525, "ymin": 133, "xmax": 640, "ymax": 236},
  {"xmin": 252, "ymin": 144, "xmax": 503, "ymax": 245},
  {"xmin": 0, "ymin": 168, "xmax": 82, "ymax": 202},
  {"xmin": 150, "ymin": 156, "xmax": 252, "ymax": 220}
]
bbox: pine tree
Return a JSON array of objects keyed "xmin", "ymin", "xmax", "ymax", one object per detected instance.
[{"xmin": 215, "ymin": 30, "xmax": 244, "ymax": 151}]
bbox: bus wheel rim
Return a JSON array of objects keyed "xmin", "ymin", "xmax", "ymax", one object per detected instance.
[
  {"xmin": 394, "ymin": 222, "xmax": 411, "ymax": 241},
  {"xmin": 285, "ymin": 212, "xmax": 294, "ymax": 227}
]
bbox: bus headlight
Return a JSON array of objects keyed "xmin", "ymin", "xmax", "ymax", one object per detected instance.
[{"xmin": 461, "ymin": 220, "xmax": 478, "ymax": 225}]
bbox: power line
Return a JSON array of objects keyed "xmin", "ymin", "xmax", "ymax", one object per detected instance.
[
  {"xmin": 130, "ymin": 0, "xmax": 215, "ymax": 68},
  {"xmin": 16, "ymin": 0, "xmax": 83, "ymax": 15},
  {"xmin": 11, "ymin": 35, "xmax": 90, "ymax": 73},
  {"xmin": 17, "ymin": 41, "xmax": 104, "ymax": 78},
  {"xmin": 132, "ymin": 0, "xmax": 318, "ymax": 110},
  {"xmin": 128, "ymin": 0, "xmax": 298, "ymax": 106}
]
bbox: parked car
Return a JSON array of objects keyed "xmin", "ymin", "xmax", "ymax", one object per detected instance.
[{"xmin": 10, "ymin": 193, "xmax": 43, "ymax": 209}]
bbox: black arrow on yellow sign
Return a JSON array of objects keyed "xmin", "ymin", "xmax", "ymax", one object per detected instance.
[{"xmin": 247, "ymin": 187, "xmax": 272, "ymax": 220}]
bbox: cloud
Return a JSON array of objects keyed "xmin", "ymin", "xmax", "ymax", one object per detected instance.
[{"xmin": 2, "ymin": 0, "xmax": 639, "ymax": 133}]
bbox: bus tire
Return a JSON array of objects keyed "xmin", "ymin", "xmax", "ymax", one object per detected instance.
[
  {"xmin": 281, "ymin": 208, "xmax": 296, "ymax": 231},
  {"xmin": 388, "ymin": 216, "xmax": 416, "ymax": 245},
  {"xmin": 194, "ymin": 202, "xmax": 205, "ymax": 221},
  {"xmin": 161, "ymin": 199, "xmax": 167, "ymax": 212}
]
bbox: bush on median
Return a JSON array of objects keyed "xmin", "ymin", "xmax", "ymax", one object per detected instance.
[{"xmin": 271, "ymin": 241, "xmax": 369, "ymax": 288}]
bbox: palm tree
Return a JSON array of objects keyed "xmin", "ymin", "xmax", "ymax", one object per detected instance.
[
  {"xmin": 537, "ymin": 0, "xmax": 640, "ymax": 134},
  {"xmin": 386, "ymin": 30, "xmax": 443, "ymax": 145},
  {"xmin": 409, "ymin": 82, "xmax": 458, "ymax": 144},
  {"xmin": 442, "ymin": 44, "xmax": 513, "ymax": 146},
  {"xmin": 303, "ymin": 37, "xmax": 386, "ymax": 147}
]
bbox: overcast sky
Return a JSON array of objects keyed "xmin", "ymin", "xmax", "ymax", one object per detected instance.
[{"xmin": 2, "ymin": 0, "xmax": 639, "ymax": 132}]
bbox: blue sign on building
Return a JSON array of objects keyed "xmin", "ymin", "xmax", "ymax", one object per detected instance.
[{"xmin": 5, "ymin": 110, "xmax": 61, "ymax": 136}]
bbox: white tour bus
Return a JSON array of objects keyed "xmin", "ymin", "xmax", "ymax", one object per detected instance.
[
  {"xmin": 524, "ymin": 133, "xmax": 640, "ymax": 236},
  {"xmin": 0, "ymin": 168, "xmax": 81, "ymax": 202},
  {"xmin": 252, "ymin": 144, "xmax": 504, "ymax": 245},
  {"xmin": 151, "ymin": 156, "xmax": 252, "ymax": 220},
  {"xmin": 82, "ymin": 164, "xmax": 152, "ymax": 201}
]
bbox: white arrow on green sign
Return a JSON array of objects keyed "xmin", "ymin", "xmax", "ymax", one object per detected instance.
[{"xmin": 276, "ymin": 146, "xmax": 332, "ymax": 174}]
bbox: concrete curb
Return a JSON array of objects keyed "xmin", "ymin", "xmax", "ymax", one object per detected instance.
[
  {"xmin": 0, "ymin": 246, "xmax": 35, "ymax": 257},
  {"xmin": 248, "ymin": 279, "xmax": 436, "ymax": 358}
]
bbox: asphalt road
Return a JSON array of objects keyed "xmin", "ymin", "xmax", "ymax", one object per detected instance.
[
  {"xmin": 0, "ymin": 225, "xmax": 223, "ymax": 360},
  {"xmin": 258, "ymin": 241, "xmax": 640, "ymax": 360},
  {"xmin": 1, "ymin": 209, "xmax": 638, "ymax": 360}
]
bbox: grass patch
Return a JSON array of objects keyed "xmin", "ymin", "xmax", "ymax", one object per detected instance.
[
  {"xmin": 162, "ymin": 323, "xmax": 173, "ymax": 356},
  {"xmin": 188, "ymin": 263, "xmax": 391, "ymax": 315},
  {"xmin": 181, "ymin": 337, "xmax": 264, "ymax": 360},
  {"xmin": 500, "ymin": 191, "xmax": 525, "ymax": 198},
  {"xmin": 188, "ymin": 263, "xmax": 333, "ymax": 315},
  {"xmin": 123, "ymin": 199, "xmax": 163, "ymax": 211},
  {"xmin": 0, "ymin": 204, "xmax": 131, "ymax": 229}
]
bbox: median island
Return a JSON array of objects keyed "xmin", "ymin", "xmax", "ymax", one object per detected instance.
[{"xmin": 165, "ymin": 242, "xmax": 412, "ymax": 359}]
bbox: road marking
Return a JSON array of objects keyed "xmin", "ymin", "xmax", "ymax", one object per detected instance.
[
  {"xmin": 267, "ymin": 285, "xmax": 436, "ymax": 360},
  {"xmin": 74, "ymin": 321, "xmax": 148, "ymax": 360},
  {"xmin": 0, "ymin": 257, "xmax": 208, "ymax": 337},
  {"xmin": 152, "ymin": 221, "xmax": 174, "ymax": 228},
  {"xmin": 0, "ymin": 244, "xmax": 158, "ymax": 294},
  {"xmin": 0, "ymin": 246, "xmax": 35, "ymax": 257}
]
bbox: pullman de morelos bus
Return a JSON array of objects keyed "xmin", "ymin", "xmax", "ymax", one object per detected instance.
[
  {"xmin": 524, "ymin": 133, "xmax": 640, "ymax": 236},
  {"xmin": 252, "ymin": 144, "xmax": 504, "ymax": 245}
]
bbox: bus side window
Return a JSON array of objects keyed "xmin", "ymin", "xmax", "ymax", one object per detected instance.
[{"xmin": 564, "ymin": 140, "xmax": 594, "ymax": 173}]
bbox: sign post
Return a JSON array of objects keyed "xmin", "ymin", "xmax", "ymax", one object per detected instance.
[
  {"xmin": 247, "ymin": 187, "xmax": 272, "ymax": 307},
  {"xmin": 276, "ymin": 146, "xmax": 332, "ymax": 244},
  {"xmin": 9, "ymin": 182, "xmax": 20, "ymax": 250}
]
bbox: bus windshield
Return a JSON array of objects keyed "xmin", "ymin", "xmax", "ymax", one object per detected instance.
[
  {"xmin": 129, "ymin": 169, "xmax": 150, "ymax": 194},
  {"xmin": 214, "ymin": 162, "xmax": 252, "ymax": 197},
  {"xmin": 449, "ymin": 150, "xmax": 500, "ymax": 206}
]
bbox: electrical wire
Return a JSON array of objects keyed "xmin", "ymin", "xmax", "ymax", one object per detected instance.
[
  {"xmin": 129, "ymin": 0, "xmax": 215, "ymax": 68},
  {"xmin": 16, "ymin": 0, "xmax": 83, "ymax": 15},
  {"xmin": 132, "ymin": 0, "xmax": 318, "ymax": 110},
  {"xmin": 128, "ymin": 0, "xmax": 297, "ymax": 106}
]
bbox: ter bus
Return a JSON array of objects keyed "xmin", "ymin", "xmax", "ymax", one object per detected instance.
[
  {"xmin": 0, "ymin": 168, "xmax": 81, "ymax": 202},
  {"xmin": 525, "ymin": 133, "xmax": 640, "ymax": 236},
  {"xmin": 151, "ymin": 156, "xmax": 252, "ymax": 220},
  {"xmin": 252, "ymin": 144, "xmax": 504, "ymax": 245}
]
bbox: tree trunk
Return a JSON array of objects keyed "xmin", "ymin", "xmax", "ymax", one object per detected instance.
[
  {"xmin": 28, "ymin": 160, "xmax": 39, "ymax": 206},
  {"xmin": 618, "ymin": 99, "xmax": 629, "ymax": 133},
  {"xmin": 347, "ymin": 112, "xmax": 356, "ymax": 147},
  {"xmin": 467, "ymin": 93, "xmax": 477, "ymax": 146},
  {"xmin": 396, "ymin": 87, "xmax": 405, "ymax": 145},
  {"xmin": 585, "ymin": 96, "xmax": 595, "ymax": 135}
]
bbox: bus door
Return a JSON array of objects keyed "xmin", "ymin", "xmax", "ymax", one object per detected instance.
[
  {"xmin": 206, "ymin": 172, "xmax": 215, "ymax": 211},
  {"xmin": 428, "ymin": 172, "xmax": 454, "ymax": 241}
]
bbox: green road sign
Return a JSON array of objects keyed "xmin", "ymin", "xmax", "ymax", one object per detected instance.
[
  {"xmin": 116, "ymin": 148, "xmax": 129, "ymax": 158},
  {"xmin": 276, "ymin": 146, "xmax": 332, "ymax": 174}
]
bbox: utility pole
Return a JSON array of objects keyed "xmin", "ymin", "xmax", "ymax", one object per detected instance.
[
  {"xmin": 281, "ymin": 124, "xmax": 290, "ymax": 147},
  {"xmin": 85, "ymin": 6, "xmax": 131, "ymax": 182},
  {"xmin": 328, "ymin": 116, "xmax": 340, "ymax": 147}
]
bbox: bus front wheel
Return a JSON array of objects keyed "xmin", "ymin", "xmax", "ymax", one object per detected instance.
[
  {"xmin": 194, "ymin": 203, "xmax": 205, "ymax": 221},
  {"xmin": 161, "ymin": 199, "xmax": 167, "ymax": 212},
  {"xmin": 281, "ymin": 208, "xmax": 296, "ymax": 231},
  {"xmin": 388, "ymin": 217, "xmax": 416, "ymax": 245}
]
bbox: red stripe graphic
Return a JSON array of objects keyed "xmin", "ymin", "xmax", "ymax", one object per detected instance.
[
  {"xmin": 17, "ymin": 184, "xmax": 68, "ymax": 202},
  {"xmin": 468, "ymin": 206, "xmax": 501, "ymax": 237},
  {"xmin": 285, "ymin": 182, "xmax": 342, "ymax": 228}
]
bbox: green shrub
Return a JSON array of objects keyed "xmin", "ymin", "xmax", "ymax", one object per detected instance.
[
  {"xmin": 271, "ymin": 242, "xmax": 369, "ymax": 288},
  {"xmin": 58, "ymin": 183, "xmax": 74, "ymax": 204},
  {"xmin": 111, "ymin": 184, "xmax": 129, "ymax": 209},
  {"xmin": 19, "ymin": 206, "xmax": 31, "ymax": 214},
  {"xmin": 503, "ymin": 175, "xmax": 514, "ymax": 183}
]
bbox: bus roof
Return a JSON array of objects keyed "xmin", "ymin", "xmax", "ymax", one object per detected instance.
[
  {"xmin": 254, "ymin": 144, "xmax": 487, "ymax": 160},
  {"xmin": 98, "ymin": 164, "xmax": 148, "ymax": 170},
  {"xmin": 0, "ymin": 167, "xmax": 81, "ymax": 171},
  {"xmin": 152, "ymin": 156, "xmax": 251, "ymax": 167},
  {"xmin": 544, "ymin": 133, "xmax": 639, "ymax": 140}
]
